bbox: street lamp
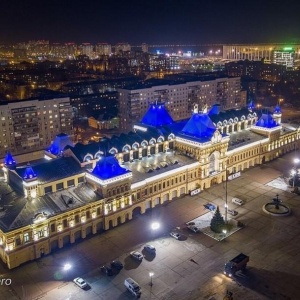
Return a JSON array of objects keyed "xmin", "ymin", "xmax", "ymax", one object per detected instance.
[
  {"xmin": 63, "ymin": 263, "xmax": 72, "ymax": 271},
  {"xmin": 63, "ymin": 263, "xmax": 72, "ymax": 280},
  {"xmin": 149, "ymin": 272, "xmax": 154, "ymax": 286},
  {"xmin": 151, "ymin": 222, "xmax": 160, "ymax": 231}
]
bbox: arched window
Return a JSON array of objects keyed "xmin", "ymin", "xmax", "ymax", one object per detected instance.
[
  {"xmin": 157, "ymin": 136, "xmax": 164, "ymax": 143},
  {"xmin": 132, "ymin": 142, "xmax": 139, "ymax": 150},
  {"xmin": 83, "ymin": 153, "xmax": 93, "ymax": 162},
  {"xmin": 209, "ymin": 153, "xmax": 216, "ymax": 174},
  {"xmin": 122, "ymin": 145, "xmax": 131, "ymax": 152}
]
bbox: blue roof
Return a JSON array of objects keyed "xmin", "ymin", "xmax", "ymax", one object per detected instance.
[
  {"xmin": 4, "ymin": 152, "xmax": 16, "ymax": 166},
  {"xmin": 23, "ymin": 163, "xmax": 37, "ymax": 181},
  {"xmin": 180, "ymin": 112, "xmax": 216, "ymax": 139},
  {"xmin": 209, "ymin": 104, "xmax": 221, "ymax": 115},
  {"xmin": 92, "ymin": 155, "xmax": 130, "ymax": 180},
  {"xmin": 141, "ymin": 103, "xmax": 173, "ymax": 127},
  {"xmin": 46, "ymin": 133, "xmax": 74, "ymax": 155},
  {"xmin": 256, "ymin": 113, "xmax": 278, "ymax": 128}
]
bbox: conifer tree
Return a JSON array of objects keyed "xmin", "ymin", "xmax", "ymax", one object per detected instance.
[{"xmin": 210, "ymin": 206, "xmax": 225, "ymax": 233}]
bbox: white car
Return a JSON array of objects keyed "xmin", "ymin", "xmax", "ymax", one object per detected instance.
[
  {"xmin": 73, "ymin": 277, "xmax": 87, "ymax": 289},
  {"xmin": 232, "ymin": 197, "xmax": 244, "ymax": 206},
  {"xmin": 130, "ymin": 251, "xmax": 143, "ymax": 261},
  {"xmin": 170, "ymin": 232, "xmax": 181, "ymax": 239}
]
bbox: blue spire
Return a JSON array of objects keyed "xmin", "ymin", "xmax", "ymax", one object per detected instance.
[
  {"xmin": 274, "ymin": 104, "xmax": 281, "ymax": 114},
  {"xmin": 23, "ymin": 163, "xmax": 37, "ymax": 181},
  {"xmin": 256, "ymin": 113, "xmax": 278, "ymax": 128},
  {"xmin": 141, "ymin": 102, "xmax": 173, "ymax": 127},
  {"xmin": 248, "ymin": 101, "xmax": 255, "ymax": 111},
  {"xmin": 4, "ymin": 151, "xmax": 16, "ymax": 166},
  {"xmin": 92, "ymin": 155, "xmax": 130, "ymax": 180},
  {"xmin": 180, "ymin": 112, "xmax": 216, "ymax": 139}
]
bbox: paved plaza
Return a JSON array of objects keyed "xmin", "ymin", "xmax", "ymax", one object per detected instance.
[{"xmin": 1, "ymin": 152, "xmax": 300, "ymax": 300}]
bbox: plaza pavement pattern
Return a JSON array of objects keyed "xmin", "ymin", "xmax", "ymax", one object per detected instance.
[{"xmin": 0, "ymin": 152, "xmax": 300, "ymax": 299}]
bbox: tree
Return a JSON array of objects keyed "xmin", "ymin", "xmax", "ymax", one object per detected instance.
[{"xmin": 210, "ymin": 206, "xmax": 225, "ymax": 233}]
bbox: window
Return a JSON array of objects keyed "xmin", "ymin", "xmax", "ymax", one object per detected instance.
[
  {"xmin": 38, "ymin": 230, "xmax": 44, "ymax": 238},
  {"xmin": 67, "ymin": 179, "xmax": 75, "ymax": 187},
  {"xmin": 44, "ymin": 186, "xmax": 52, "ymax": 194},
  {"xmin": 24, "ymin": 233, "xmax": 30, "ymax": 243},
  {"xmin": 56, "ymin": 182, "xmax": 63, "ymax": 190},
  {"xmin": 63, "ymin": 219, "xmax": 68, "ymax": 228},
  {"xmin": 75, "ymin": 215, "xmax": 79, "ymax": 223}
]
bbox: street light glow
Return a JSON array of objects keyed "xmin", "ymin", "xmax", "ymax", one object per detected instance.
[
  {"xmin": 294, "ymin": 158, "xmax": 300, "ymax": 164},
  {"xmin": 63, "ymin": 263, "xmax": 72, "ymax": 271},
  {"xmin": 151, "ymin": 222, "xmax": 160, "ymax": 230}
]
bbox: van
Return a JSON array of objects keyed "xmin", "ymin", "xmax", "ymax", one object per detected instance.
[
  {"xmin": 232, "ymin": 197, "xmax": 244, "ymax": 206},
  {"xmin": 124, "ymin": 278, "xmax": 141, "ymax": 298}
]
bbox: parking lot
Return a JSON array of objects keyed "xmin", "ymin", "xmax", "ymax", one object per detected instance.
[{"xmin": 1, "ymin": 152, "xmax": 300, "ymax": 299}]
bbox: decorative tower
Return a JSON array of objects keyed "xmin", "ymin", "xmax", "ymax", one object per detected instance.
[
  {"xmin": 273, "ymin": 104, "xmax": 282, "ymax": 124},
  {"xmin": 3, "ymin": 151, "xmax": 16, "ymax": 182},
  {"xmin": 23, "ymin": 163, "xmax": 38, "ymax": 199}
]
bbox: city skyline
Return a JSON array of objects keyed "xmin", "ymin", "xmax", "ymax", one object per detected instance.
[{"xmin": 1, "ymin": 0, "xmax": 300, "ymax": 45}]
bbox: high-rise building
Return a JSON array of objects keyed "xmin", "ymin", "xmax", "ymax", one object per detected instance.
[
  {"xmin": 95, "ymin": 43, "xmax": 112, "ymax": 56},
  {"xmin": 118, "ymin": 75, "xmax": 243, "ymax": 131},
  {"xmin": 115, "ymin": 43, "xmax": 131, "ymax": 54},
  {"xmin": 79, "ymin": 43, "xmax": 94, "ymax": 58},
  {"xmin": 0, "ymin": 97, "xmax": 73, "ymax": 157},
  {"xmin": 141, "ymin": 43, "xmax": 148, "ymax": 53}
]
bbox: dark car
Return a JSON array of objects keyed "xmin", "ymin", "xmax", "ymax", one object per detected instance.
[
  {"xmin": 110, "ymin": 260, "xmax": 123, "ymax": 270},
  {"xmin": 204, "ymin": 203, "xmax": 216, "ymax": 211},
  {"xmin": 143, "ymin": 244, "xmax": 156, "ymax": 254},
  {"xmin": 100, "ymin": 265, "xmax": 113, "ymax": 276}
]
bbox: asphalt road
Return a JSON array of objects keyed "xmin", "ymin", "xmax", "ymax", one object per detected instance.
[{"xmin": 1, "ymin": 151, "xmax": 300, "ymax": 300}]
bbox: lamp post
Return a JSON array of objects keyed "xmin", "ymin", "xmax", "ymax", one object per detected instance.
[
  {"xmin": 149, "ymin": 272, "xmax": 154, "ymax": 286},
  {"xmin": 224, "ymin": 162, "xmax": 228, "ymax": 224},
  {"xmin": 63, "ymin": 263, "xmax": 72, "ymax": 280},
  {"xmin": 293, "ymin": 158, "xmax": 300, "ymax": 188},
  {"xmin": 151, "ymin": 222, "xmax": 160, "ymax": 240}
]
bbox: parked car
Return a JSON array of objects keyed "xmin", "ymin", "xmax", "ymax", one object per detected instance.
[
  {"xmin": 186, "ymin": 221, "xmax": 195, "ymax": 226},
  {"xmin": 170, "ymin": 232, "xmax": 181, "ymax": 240},
  {"xmin": 227, "ymin": 209, "xmax": 238, "ymax": 216},
  {"xmin": 187, "ymin": 225, "xmax": 199, "ymax": 233},
  {"xmin": 110, "ymin": 260, "xmax": 123, "ymax": 270},
  {"xmin": 143, "ymin": 244, "xmax": 156, "ymax": 254},
  {"xmin": 232, "ymin": 197, "xmax": 244, "ymax": 206},
  {"xmin": 100, "ymin": 265, "xmax": 113, "ymax": 276},
  {"xmin": 204, "ymin": 203, "xmax": 216, "ymax": 211},
  {"xmin": 130, "ymin": 251, "xmax": 143, "ymax": 261},
  {"xmin": 73, "ymin": 277, "xmax": 87, "ymax": 289}
]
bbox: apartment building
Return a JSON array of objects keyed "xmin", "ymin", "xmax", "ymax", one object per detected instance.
[
  {"xmin": 118, "ymin": 76, "xmax": 244, "ymax": 132},
  {"xmin": 0, "ymin": 97, "xmax": 73, "ymax": 157}
]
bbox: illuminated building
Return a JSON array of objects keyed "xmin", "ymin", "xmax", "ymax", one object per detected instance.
[
  {"xmin": 0, "ymin": 97, "xmax": 73, "ymax": 157},
  {"xmin": 95, "ymin": 43, "xmax": 112, "ymax": 56},
  {"xmin": 272, "ymin": 48, "xmax": 295, "ymax": 69},
  {"xmin": 223, "ymin": 44, "xmax": 300, "ymax": 62},
  {"xmin": 0, "ymin": 102, "xmax": 298, "ymax": 269},
  {"xmin": 118, "ymin": 75, "xmax": 244, "ymax": 131}
]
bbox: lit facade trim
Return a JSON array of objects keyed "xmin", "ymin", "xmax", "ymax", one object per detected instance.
[{"xmin": 86, "ymin": 172, "xmax": 132, "ymax": 186}]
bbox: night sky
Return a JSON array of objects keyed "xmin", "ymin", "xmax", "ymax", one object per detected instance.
[{"xmin": 1, "ymin": 0, "xmax": 300, "ymax": 45}]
